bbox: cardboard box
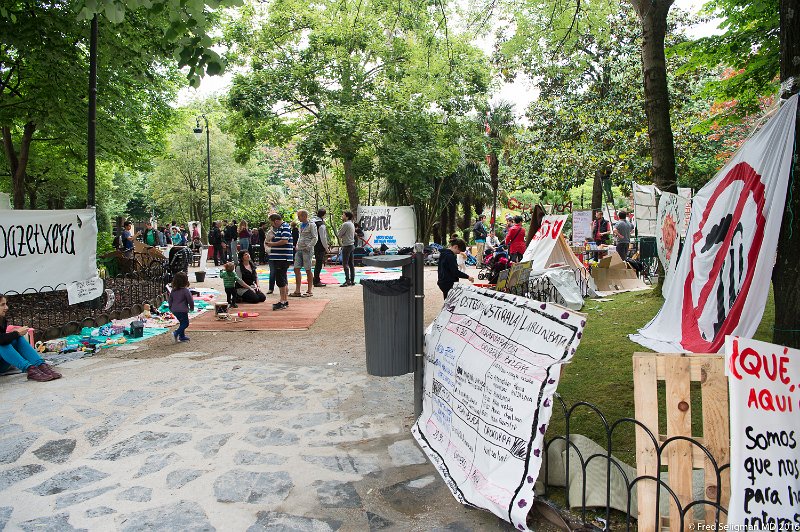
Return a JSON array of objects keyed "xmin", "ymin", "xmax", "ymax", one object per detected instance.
[{"xmin": 591, "ymin": 257, "xmax": 647, "ymax": 292}]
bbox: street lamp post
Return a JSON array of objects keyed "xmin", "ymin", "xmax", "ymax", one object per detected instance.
[{"xmin": 193, "ymin": 115, "xmax": 212, "ymax": 242}]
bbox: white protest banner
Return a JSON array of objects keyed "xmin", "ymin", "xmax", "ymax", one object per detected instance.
[
  {"xmin": 678, "ymin": 187, "xmax": 692, "ymax": 233},
  {"xmin": 725, "ymin": 336, "xmax": 800, "ymax": 527},
  {"xmin": 199, "ymin": 246, "xmax": 209, "ymax": 271},
  {"xmin": 633, "ymin": 183, "xmax": 659, "ymax": 237},
  {"xmin": 412, "ymin": 284, "xmax": 586, "ymax": 530},
  {"xmin": 521, "ymin": 214, "xmax": 567, "ymax": 268},
  {"xmin": 356, "ymin": 206, "xmax": 416, "ymax": 248},
  {"xmin": 571, "ymin": 210, "xmax": 592, "ymax": 244},
  {"xmin": 656, "ymin": 192, "xmax": 688, "ymax": 293},
  {"xmin": 631, "ymin": 95, "xmax": 798, "ymax": 353},
  {"xmin": 66, "ymin": 276, "xmax": 104, "ymax": 305},
  {"xmin": 0, "ymin": 209, "xmax": 98, "ymax": 294}
]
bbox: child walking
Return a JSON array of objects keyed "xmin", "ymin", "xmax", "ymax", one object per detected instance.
[
  {"xmin": 220, "ymin": 261, "xmax": 246, "ymax": 308},
  {"xmin": 169, "ymin": 272, "xmax": 194, "ymax": 343}
]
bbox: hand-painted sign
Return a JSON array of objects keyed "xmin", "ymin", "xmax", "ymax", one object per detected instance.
[
  {"xmin": 656, "ymin": 192, "xmax": 688, "ymax": 293},
  {"xmin": 356, "ymin": 206, "xmax": 417, "ymax": 248},
  {"xmin": 631, "ymin": 95, "xmax": 798, "ymax": 353},
  {"xmin": 520, "ymin": 215, "xmax": 567, "ymax": 268},
  {"xmin": 412, "ymin": 285, "xmax": 586, "ymax": 530},
  {"xmin": 725, "ymin": 336, "xmax": 800, "ymax": 527},
  {"xmin": 0, "ymin": 209, "xmax": 98, "ymax": 293}
]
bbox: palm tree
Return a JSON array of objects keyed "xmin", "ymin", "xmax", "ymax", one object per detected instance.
[{"xmin": 483, "ymin": 100, "xmax": 516, "ymax": 231}]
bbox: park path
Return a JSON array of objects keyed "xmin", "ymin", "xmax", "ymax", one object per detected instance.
[{"xmin": 0, "ymin": 267, "xmax": 514, "ymax": 531}]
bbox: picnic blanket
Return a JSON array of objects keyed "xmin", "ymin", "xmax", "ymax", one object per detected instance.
[{"xmin": 256, "ymin": 265, "xmax": 401, "ymax": 285}]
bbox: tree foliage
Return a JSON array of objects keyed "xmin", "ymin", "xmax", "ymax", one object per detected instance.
[{"xmin": 225, "ymin": 0, "xmax": 490, "ymax": 213}]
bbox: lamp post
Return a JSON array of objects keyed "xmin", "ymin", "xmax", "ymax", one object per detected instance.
[{"xmin": 193, "ymin": 115, "xmax": 212, "ymax": 243}]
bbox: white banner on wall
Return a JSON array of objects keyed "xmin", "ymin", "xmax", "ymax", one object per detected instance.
[
  {"xmin": 633, "ymin": 183, "xmax": 659, "ymax": 237},
  {"xmin": 0, "ymin": 209, "xmax": 98, "ymax": 293},
  {"xmin": 412, "ymin": 284, "xmax": 586, "ymax": 530},
  {"xmin": 571, "ymin": 210, "xmax": 592, "ymax": 243},
  {"xmin": 725, "ymin": 336, "xmax": 800, "ymax": 526},
  {"xmin": 656, "ymin": 192, "xmax": 688, "ymax": 293},
  {"xmin": 521, "ymin": 214, "xmax": 568, "ymax": 268},
  {"xmin": 632, "ymin": 95, "xmax": 798, "ymax": 353},
  {"xmin": 356, "ymin": 206, "xmax": 416, "ymax": 248}
]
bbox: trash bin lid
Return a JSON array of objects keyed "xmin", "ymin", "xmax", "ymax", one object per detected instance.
[{"xmin": 362, "ymin": 255, "xmax": 412, "ymax": 268}]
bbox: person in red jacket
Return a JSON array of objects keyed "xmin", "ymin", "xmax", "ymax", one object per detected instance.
[{"xmin": 505, "ymin": 215, "xmax": 527, "ymax": 262}]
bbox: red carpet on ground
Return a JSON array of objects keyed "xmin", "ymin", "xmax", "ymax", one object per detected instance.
[{"xmin": 190, "ymin": 298, "xmax": 330, "ymax": 331}]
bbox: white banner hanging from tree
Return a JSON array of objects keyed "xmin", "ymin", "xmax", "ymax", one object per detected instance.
[
  {"xmin": 0, "ymin": 209, "xmax": 98, "ymax": 294},
  {"xmin": 631, "ymin": 95, "xmax": 798, "ymax": 353},
  {"xmin": 725, "ymin": 336, "xmax": 800, "ymax": 527},
  {"xmin": 412, "ymin": 284, "xmax": 586, "ymax": 530},
  {"xmin": 356, "ymin": 206, "xmax": 416, "ymax": 248}
]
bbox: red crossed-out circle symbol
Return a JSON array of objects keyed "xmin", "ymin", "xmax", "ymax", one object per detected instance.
[{"xmin": 681, "ymin": 162, "xmax": 766, "ymax": 353}]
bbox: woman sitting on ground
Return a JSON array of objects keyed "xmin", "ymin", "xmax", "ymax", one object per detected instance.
[
  {"xmin": 237, "ymin": 251, "xmax": 267, "ymax": 303},
  {"xmin": 0, "ymin": 295, "xmax": 61, "ymax": 382}
]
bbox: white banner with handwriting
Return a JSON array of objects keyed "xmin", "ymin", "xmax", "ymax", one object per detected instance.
[
  {"xmin": 0, "ymin": 209, "xmax": 97, "ymax": 293},
  {"xmin": 412, "ymin": 284, "xmax": 586, "ymax": 530}
]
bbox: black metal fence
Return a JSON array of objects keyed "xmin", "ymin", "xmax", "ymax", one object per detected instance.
[
  {"xmin": 505, "ymin": 268, "xmax": 591, "ymax": 304},
  {"xmin": 3, "ymin": 256, "xmax": 168, "ymax": 341},
  {"xmin": 539, "ymin": 394, "xmax": 729, "ymax": 531}
]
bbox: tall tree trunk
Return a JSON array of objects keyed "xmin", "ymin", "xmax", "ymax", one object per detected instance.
[
  {"xmin": 2, "ymin": 122, "xmax": 36, "ymax": 209},
  {"xmin": 475, "ymin": 200, "xmax": 485, "ymax": 218},
  {"xmin": 342, "ymin": 157, "xmax": 359, "ymax": 215},
  {"xmin": 489, "ymin": 153, "xmax": 499, "ymax": 230},
  {"xmin": 461, "ymin": 194, "xmax": 472, "ymax": 242},
  {"xmin": 591, "ymin": 169, "xmax": 605, "ymax": 211},
  {"xmin": 439, "ymin": 208, "xmax": 448, "ymax": 245},
  {"xmin": 630, "ymin": 0, "xmax": 677, "ymax": 193},
  {"xmin": 774, "ymin": 0, "xmax": 800, "ymax": 349},
  {"xmin": 446, "ymin": 203, "xmax": 457, "ymax": 238}
]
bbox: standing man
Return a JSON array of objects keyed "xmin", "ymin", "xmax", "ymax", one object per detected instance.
[
  {"xmin": 140, "ymin": 222, "xmax": 158, "ymax": 247},
  {"xmin": 437, "ymin": 238, "xmax": 474, "ymax": 298},
  {"xmin": 209, "ymin": 222, "xmax": 224, "ymax": 266},
  {"xmin": 504, "ymin": 215, "xmax": 526, "ymax": 262},
  {"xmin": 472, "ymin": 214, "xmax": 488, "ymax": 262},
  {"xmin": 592, "ymin": 210, "xmax": 611, "ymax": 245},
  {"xmin": 224, "ymin": 220, "xmax": 238, "ymax": 264},
  {"xmin": 122, "ymin": 221, "xmax": 135, "ymax": 258},
  {"xmin": 291, "ymin": 209, "xmax": 318, "ymax": 297},
  {"xmin": 337, "ymin": 211, "xmax": 356, "ymax": 287},
  {"xmin": 312, "ymin": 209, "xmax": 329, "ymax": 287},
  {"xmin": 266, "ymin": 213, "xmax": 294, "ymax": 310},
  {"xmin": 613, "ymin": 210, "xmax": 633, "ymax": 259}
]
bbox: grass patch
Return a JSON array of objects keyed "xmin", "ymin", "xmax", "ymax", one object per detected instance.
[{"xmin": 547, "ymin": 286, "xmax": 776, "ymax": 464}]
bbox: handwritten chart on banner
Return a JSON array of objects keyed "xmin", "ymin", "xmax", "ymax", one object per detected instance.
[
  {"xmin": 571, "ymin": 210, "xmax": 592, "ymax": 244},
  {"xmin": 725, "ymin": 336, "xmax": 800, "ymax": 527},
  {"xmin": 412, "ymin": 285, "xmax": 586, "ymax": 530},
  {"xmin": 520, "ymin": 214, "xmax": 567, "ymax": 269}
]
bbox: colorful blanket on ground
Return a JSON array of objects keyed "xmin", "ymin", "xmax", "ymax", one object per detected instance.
[{"xmin": 256, "ymin": 265, "xmax": 401, "ymax": 285}]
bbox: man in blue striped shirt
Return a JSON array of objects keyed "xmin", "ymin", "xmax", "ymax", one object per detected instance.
[{"xmin": 266, "ymin": 213, "xmax": 294, "ymax": 310}]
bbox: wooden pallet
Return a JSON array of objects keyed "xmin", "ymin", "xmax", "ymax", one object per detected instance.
[{"xmin": 633, "ymin": 353, "xmax": 730, "ymax": 532}]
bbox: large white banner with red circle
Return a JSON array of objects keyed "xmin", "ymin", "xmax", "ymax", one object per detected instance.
[{"xmin": 631, "ymin": 95, "xmax": 798, "ymax": 353}]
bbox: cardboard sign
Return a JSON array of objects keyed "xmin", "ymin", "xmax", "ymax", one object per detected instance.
[
  {"xmin": 632, "ymin": 95, "xmax": 798, "ymax": 353},
  {"xmin": 66, "ymin": 276, "xmax": 104, "ymax": 305},
  {"xmin": 356, "ymin": 206, "xmax": 417, "ymax": 248},
  {"xmin": 725, "ymin": 336, "xmax": 800, "ymax": 527},
  {"xmin": 0, "ymin": 208, "xmax": 98, "ymax": 293},
  {"xmin": 412, "ymin": 285, "xmax": 586, "ymax": 530},
  {"xmin": 521, "ymin": 215, "xmax": 568, "ymax": 268},
  {"xmin": 571, "ymin": 210, "xmax": 592, "ymax": 244}
]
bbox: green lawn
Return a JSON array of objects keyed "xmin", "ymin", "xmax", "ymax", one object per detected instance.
[{"xmin": 547, "ymin": 286, "xmax": 776, "ymax": 462}]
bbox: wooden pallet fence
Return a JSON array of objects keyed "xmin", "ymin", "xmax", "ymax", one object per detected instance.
[{"xmin": 633, "ymin": 353, "xmax": 730, "ymax": 532}]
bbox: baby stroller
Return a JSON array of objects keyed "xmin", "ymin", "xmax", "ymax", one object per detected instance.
[
  {"xmin": 165, "ymin": 246, "xmax": 192, "ymax": 284},
  {"xmin": 478, "ymin": 246, "xmax": 510, "ymax": 283}
]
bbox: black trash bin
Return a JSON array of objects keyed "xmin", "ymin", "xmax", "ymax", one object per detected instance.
[{"xmin": 360, "ymin": 277, "xmax": 413, "ymax": 376}]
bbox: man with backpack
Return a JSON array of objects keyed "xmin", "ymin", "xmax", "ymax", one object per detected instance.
[{"xmin": 311, "ymin": 209, "xmax": 329, "ymax": 287}]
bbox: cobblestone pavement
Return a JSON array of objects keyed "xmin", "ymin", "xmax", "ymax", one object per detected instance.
[{"xmin": 0, "ymin": 348, "xmax": 515, "ymax": 531}]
